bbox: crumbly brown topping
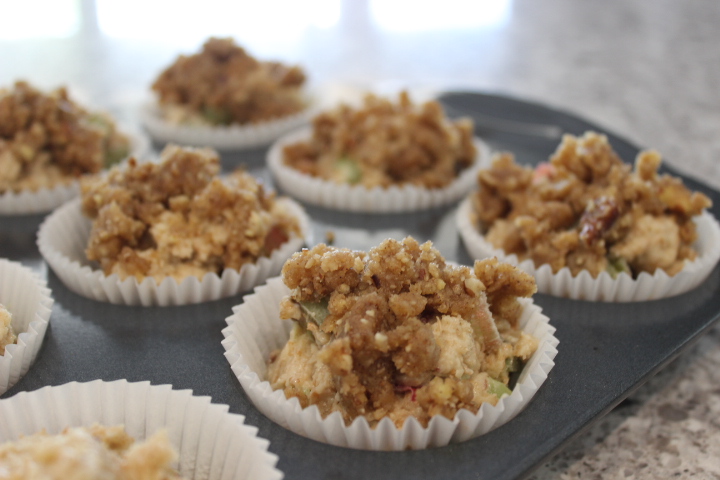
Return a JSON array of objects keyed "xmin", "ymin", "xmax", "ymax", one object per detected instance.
[
  {"xmin": 0, "ymin": 303, "xmax": 16, "ymax": 355},
  {"xmin": 152, "ymin": 37, "xmax": 306, "ymax": 126},
  {"xmin": 267, "ymin": 237, "xmax": 538, "ymax": 428},
  {"xmin": 80, "ymin": 145, "xmax": 300, "ymax": 282},
  {"xmin": 0, "ymin": 424, "xmax": 184, "ymax": 480},
  {"xmin": 472, "ymin": 131, "xmax": 712, "ymax": 278},
  {"xmin": 281, "ymin": 91, "xmax": 477, "ymax": 189},
  {"xmin": 0, "ymin": 81, "xmax": 130, "ymax": 193}
]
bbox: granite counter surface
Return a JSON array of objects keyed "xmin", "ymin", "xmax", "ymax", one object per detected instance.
[
  {"xmin": 532, "ymin": 326, "xmax": 720, "ymax": 479},
  {"xmin": 1, "ymin": 0, "xmax": 719, "ymax": 478}
]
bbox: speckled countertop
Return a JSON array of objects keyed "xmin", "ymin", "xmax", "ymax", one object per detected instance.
[
  {"xmin": 531, "ymin": 327, "xmax": 720, "ymax": 479},
  {"xmin": 2, "ymin": 0, "xmax": 719, "ymax": 478}
]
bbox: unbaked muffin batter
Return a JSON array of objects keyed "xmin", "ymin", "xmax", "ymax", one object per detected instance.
[
  {"xmin": 152, "ymin": 37, "xmax": 306, "ymax": 126},
  {"xmin": 0, "ymin": 303, "xmax": 16, "ymax": 355},
  {"xmin": 472, "ymin": 131, "xmax": 711, "ymax": 278},
  {"xmin": 81, "ymin": 145, "xmax": 300, "ymax": 282},
  {"xmin": 281, "ymin": 92, "xmax": 477, "ymax": 189},
  {"xmin": 268, "ymin": 237, "xmax": 538, "ymax": 427},
  {"xmin": 0, "ymin": 424, "xmax": 184, "ymax": 480},
  {"xmin": 0, "ymin": 81, "xmax": 130, "ymax": 193}
]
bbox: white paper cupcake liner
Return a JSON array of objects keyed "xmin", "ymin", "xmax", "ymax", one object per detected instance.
[
  {"xmin": 140, "ymin": 100, "xmax": 316, "ymax": 150},
  {"xmin": 0, "ymin": 379, "xmax": 283, "ymax": 480},
  {"xmin": 0, "ymin": 125, "xmax": 151, "ymax": 216},
  {"xmin": 457, "ymin": 197, "xmax": 720, "ymax": 302},
  {"xmin": 221, "ymin": 276, "xmax": 558, "ymax": 450},
  {"xmin": 266, "ymin": 128, "xmax": 491, "ymax": 213},
  {"xmin": 0, "ymin": 259, "xmax": 53, "ymax": 395},
  {"xmin": 37, "ymin": 197, "xmax": 311, "ymax": 306}
]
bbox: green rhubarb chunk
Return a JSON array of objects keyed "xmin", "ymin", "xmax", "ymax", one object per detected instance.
[
  {"xmin": 201, "ymin": 106, "xmax": 233, "ymax": 125},
  {"xmin": 606, "ymin": 255, "xmax": 631, "ymax": 279},
  {"xmin": 505, "ymin": 357, "xmax": 522, "ymax": 374},
  {"xmin": 104, "ymin": 145, "xmax": 130, "ymax": 168},
  {"xmin": 335, "ymin": 157, "xmax": 362, "ymax": 185},
  {"xmin": 487, "ymin": 377, "xmax": 512, "ymax": 398},
  {"xmin": 298, "ymin": 298, "xmax": 329, "ymax": 326},
  {"xmin": 86, "ymin": 113, "xmax": 111, "ymax": 131}
]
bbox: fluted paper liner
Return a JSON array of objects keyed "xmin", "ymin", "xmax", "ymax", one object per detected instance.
[
  {"xmin": 0, "ymin": 259, "xmax": 53, "ymax": 395},
  {"xmin": 0, "ymin": 125, "xmax": 151, "ymax": 215},
  {"xmin": 221, "ymin": 276, "xmax": 558, "ymax": 450},
  {"xmin": 141, "ymin": 100, "xmax": 316, "ymax": 150},
  {"xmin": 0, "ymin": 379, "xmax": 283, "ymax": 480},
  {"xmin": 457, "ymin": 198, "xmax": 720, "ymax": 302},
  {"xmin": 267, "ymin": 128, "xmax": 492, "ymax": 213},
  {"xmin": 37, "ymin": 198, "xmax": 311, "ymax": 306}
]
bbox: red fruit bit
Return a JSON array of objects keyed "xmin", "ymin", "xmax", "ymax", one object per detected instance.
[
  {"xmin": 395, "ymin": 385, "xmax": 419, "ymax": 402},
  {"xmin": 532, "ymin": 162, "xmax": 555, "ymax": 182},
  {"xmin": 264, "ymin": 225, "xmax": 289, "ymax": 253}
]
